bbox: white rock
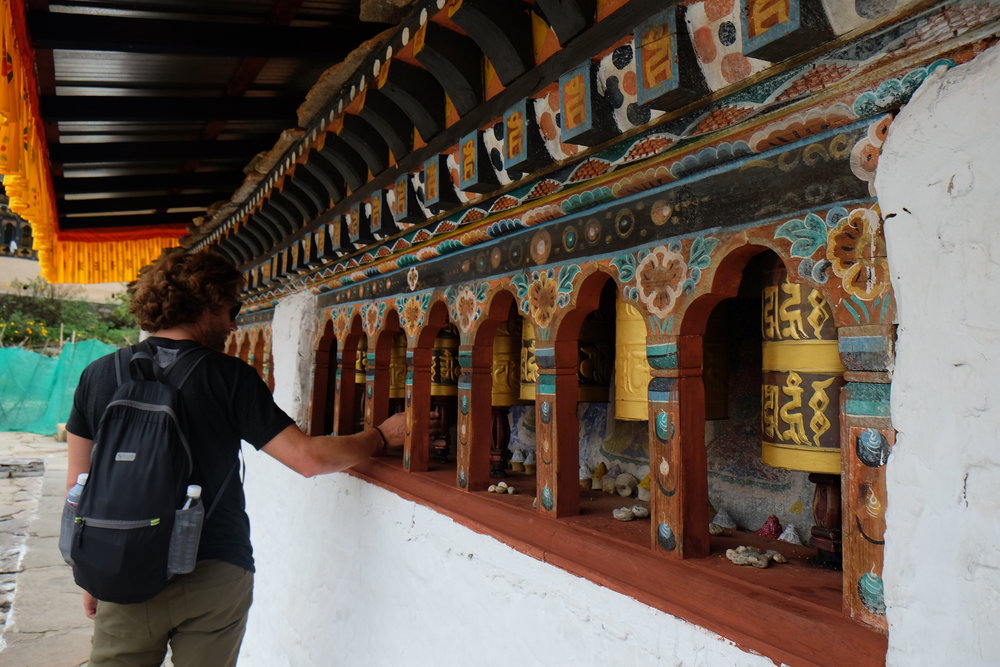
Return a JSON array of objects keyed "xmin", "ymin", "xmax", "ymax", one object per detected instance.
[{"xmin": 778, "ymin": 524, "xmax": 802, "ymax": 545}]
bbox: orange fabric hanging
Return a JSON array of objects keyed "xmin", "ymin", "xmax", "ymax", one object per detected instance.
[{"xmin": 1, "ymin": 0, "xmax": 187, "ymax": 284}]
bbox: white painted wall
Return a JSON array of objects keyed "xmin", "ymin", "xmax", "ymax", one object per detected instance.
[
  {"xmin": 877, "ymin": 45, "xmax": 1000, "ymax": 666},
  {"xmin": 240, "ymin": 45, "xmax": 1000, "ymax": 666}
]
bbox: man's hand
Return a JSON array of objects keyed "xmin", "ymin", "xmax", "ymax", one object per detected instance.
[
  {"xmin": 83, "ymin": 591, "xmax": 98, "ymax": 619},
  {"xmin": 376, "ymin": 410, "xmax": 442, "ymax": 448},
  {"xmin": 376, "ymin": 412, "xmax": 407, "ymax": 447}
]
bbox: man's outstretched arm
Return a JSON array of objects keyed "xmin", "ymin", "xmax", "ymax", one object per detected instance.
[{"xmin": 262, "ymin": 411, "xmax": 420, "ymax": 477}]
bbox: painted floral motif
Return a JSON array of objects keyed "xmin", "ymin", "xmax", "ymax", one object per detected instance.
[
  {"xmin": 444, "ymin": 282, "xmax": 487, "ymax": 334},
  {"xmin": 850, "ymin": 115, "xmax": 892, "ymax": 196},
  {"xmin": 360, "ymin": 301, "xmax": 386, "ymax": 337},
  {"xmin": 406, "ymin": 265, "xmax": 419, "ymax": 291},
  {"xmin": 774, "ymin": 207, "xmax": 847, "ymax": 282},
  {"xmin": 527, "ymin": 271, "xmax": 559, "ymax": 329},
  {"xmin": 331, "ymin": 306, "xmax": 353, "ymax": 342},
  {"xmin": 396, "ymin": 293, "xmax": 431, "ymax": 341},
  {"xmin": 512, "ymin": 265, "xmax": 580, "ymax": 333},
  {"xmin": 827, "ymin": 205, "xmax": 888, "ymax": 301},
  {"xmin": 635, "ymin": 246, "xmax": 687, "ymax": 319}
]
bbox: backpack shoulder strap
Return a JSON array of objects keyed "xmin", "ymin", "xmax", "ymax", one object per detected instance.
[
  {"xmin": 148, "ymin": 345, "xmax": 212, "ymax": 389},
  {"xmin": 173, "ymin": 348, "xmax": 212, "ymax": 390},
  {"xmin": 113, "ymin": 347, "xmax": 134, "ymax": 386}
]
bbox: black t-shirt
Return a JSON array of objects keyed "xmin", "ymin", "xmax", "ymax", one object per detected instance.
[{"xmin": 66, "ymin": 337, "xmax": 295, "ymax": 572}]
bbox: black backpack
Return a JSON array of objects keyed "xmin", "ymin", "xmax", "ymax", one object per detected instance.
[{"xmin": 67, "ymin": 344, "xmax": 228, "ymax": 604}]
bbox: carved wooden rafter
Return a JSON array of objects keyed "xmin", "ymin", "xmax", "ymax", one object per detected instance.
[
  {"xmin": 340, "ymin": 113, "xmax": 390, "ymax": 177},
  {"xmin": 534, "ymin": 0, "xmax": 595, "ymax": 46},
  {"xmin": 377, "ymin": 59, "xmax": 445, "ymax": 142},
  {"xmin": 413, "ymin": 21, "xmax": 483, "ymax": 116},
  {"xmin": 447, "ymin": 0, "xmax": 532, "ymax": 86},
  {"xmin": 357, "ymin": 88, "xmax": 414, "ymax": 161},
  {"xmin": 316, "ymin": 134, "xmax": 369, "ymax": 192}
]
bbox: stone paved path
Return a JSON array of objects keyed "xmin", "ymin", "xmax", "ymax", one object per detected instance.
[{"xmin": 0, "ymin": 431, "xmax": 91, "ymax": 666}]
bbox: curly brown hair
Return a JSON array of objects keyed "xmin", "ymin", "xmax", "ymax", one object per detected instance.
[{"xmin": 130, "ymin": 250, "xmax": 242, "ymax": 332}]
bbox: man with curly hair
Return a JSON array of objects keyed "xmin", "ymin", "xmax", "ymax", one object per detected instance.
[{"xmin": 65, "ymin": 249, "xmax": 419, "ymax": 666}]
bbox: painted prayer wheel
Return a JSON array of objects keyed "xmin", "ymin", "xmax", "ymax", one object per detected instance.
[
  {"xmin": 354, "ymin": 339, "xmax": 367, "ymax": 385},
  {"xmin": 519, "ymin": 319, "xmax": 538, "ymax": 400},
  {"xmin": 492, "ymin": 318, "xmax": 524, "ymax": 407},
  {"xmin": 430, "ymin": 324, "xmax": 460, "ymax": 397},
  {"xmin": 760, "ymin": 265, "xmax": 845, "ymax": 474},
  {"xmin": 614, "ymin": 301, "xmax": 653, "ymax": 420},
  {"xmin": 389, "ymin": 331, "xmax": 407, "ymax": 399}
]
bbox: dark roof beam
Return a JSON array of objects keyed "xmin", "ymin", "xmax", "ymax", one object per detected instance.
[
  {"xmin": 54, "ymin": 171, "xmax": 242, "ymax": 196},
  {"xmin": 39, "ymin": 96, "xmax": 298, "ymax": 122},
  {"xmin": 49, "ymin": 139, "xmax": 269, "ymax": 164},
  {"xmin": 58, "ymin": 193, "xmax": 210, "ymax": 215},
  {"xmin": 27, "ymin": 11, "xmax": 388, "ymax": 59},
  {"xmin": 56, "ymin": 211, "xmax": 194, "ymax": 230}
]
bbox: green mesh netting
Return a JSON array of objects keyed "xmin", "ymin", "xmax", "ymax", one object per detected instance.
[{"xmin": 0, "ymin": 339, "xmax": 116, "ymax": 435}]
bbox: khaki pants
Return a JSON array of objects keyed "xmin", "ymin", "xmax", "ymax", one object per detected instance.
[{"xmin": 90, "ymin": 559, "xmax": 253, "ymax": 667}]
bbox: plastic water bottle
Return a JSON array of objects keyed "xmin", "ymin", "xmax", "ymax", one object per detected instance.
[
  {"xmin": 58, "ymin": 473, "xmax": 88, "ymax": 565},
  {"xmin": 167, "ymin": 485, "xmax": 204, "ymax": 576}
]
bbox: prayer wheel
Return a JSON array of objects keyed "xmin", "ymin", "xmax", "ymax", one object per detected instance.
[
  {"xmin": 354, "ymin": 339, "xmax": 367, "ymax": 385},
  {"xmin": 430, "ymin": 324, "xmax": 460, "ymax": 396},
  {"xmin": 519, "ymin": 320, "xmax": 538, "ymax": 400},
  {"xmin": 614, "ymin": 301, "xmax": 653, "ymax": 420},
  {"xmin": 492, "ymin": 318, "xmax": 524, "ymax": 407},
  {"xmin": 760, "ymin": 266, "xmax": 844, "ymax": 474},
  {"xmin": 389, "ymin": 332, "xmax": 407, "ymax": 400}
]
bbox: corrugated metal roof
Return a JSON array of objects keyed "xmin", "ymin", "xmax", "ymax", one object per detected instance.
[{"xmin": 29, "ymin": 0, "xmax": 389, "ymax": 233}]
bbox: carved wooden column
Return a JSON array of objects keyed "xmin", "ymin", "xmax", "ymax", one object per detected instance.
[
  {"xmin": 535, "ymin": 339, "xmax": 580, "ymax": 518},
  {"xmin": 332, "ymin": 346, "xmax": 358, "ymax": 437},
  {"xmin": 405, "ymin": 344, "xmax": 432, "ymax": 473},
  {"xmin": 457, "ymin": 345, "xmax": 491, "ymax": 491},
  {"xmin": 825, "ymin": 202, "xmax": 894, "ymax": 632},
  {"xmin": 839, "ymin": 324, "xmax": 895, "ymax": 632},
  {"xmin": 648, "ymin": 334, "xmax": 709, "ymax": 558},
  {"xmin": 363, "ymin": 344, "xmax": 379, "ymax": 437}
]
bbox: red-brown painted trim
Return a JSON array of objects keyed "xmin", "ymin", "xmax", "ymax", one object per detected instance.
[{"xmin": 348, "ymin": 459, "xmax": 887, "ymax": 667}]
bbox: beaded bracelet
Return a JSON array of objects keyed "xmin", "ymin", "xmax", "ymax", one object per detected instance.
[{"xmin": 373, "ymin": 426, "xmax": 388, "ymax": 447}]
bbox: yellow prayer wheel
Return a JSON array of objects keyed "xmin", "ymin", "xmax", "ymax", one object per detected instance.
[
  {"xmin": 354, "ymin": 338, "xmax": 368, "ymax": 385},
  {"xmin": 578, "ymin": 311, "xmax": 611, "ymax": 402},
  {"xmin": 614, "ymin": 301, "xmax": 652, "ymax": 420},
  {"xmin": 760, "ymin": 266, "xmax": 845, "ymax": 474},
  {"xmin": 492, "ymin": 318, "xmax": 525, "ymax": 406},
  {"xmin": 519, "ymin": 319, "xmax": 538, "ymax": 400},
  {"xmin": 430, "ymin": 324, "xmax": 460, "ymax": 397},
  {"xmin": 389, "ymin": 332, "xmax": 407, "ymax": 399}
]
